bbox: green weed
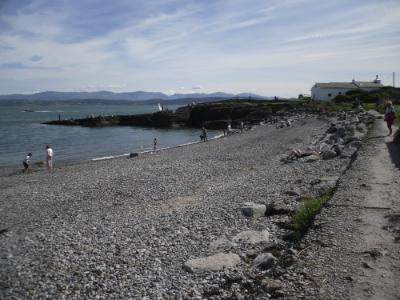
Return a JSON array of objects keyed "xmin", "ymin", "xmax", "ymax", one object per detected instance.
[{"xmin": 290, "ymin": 188, "xmax": 336, "ymax": 232}]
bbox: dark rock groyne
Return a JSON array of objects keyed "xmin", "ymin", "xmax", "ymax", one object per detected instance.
[
  {"xmin": 43, "ymin": 100, "xmax": 309, "ymax": 129},
  {"xmin": 44, "ymin": 110, "xmax": 177, "ymax": 128}
]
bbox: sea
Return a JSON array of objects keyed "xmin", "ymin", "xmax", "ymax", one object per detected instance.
[{"xmin": 0, "ymin": 100, "xmax": 218, "ymax": 168}]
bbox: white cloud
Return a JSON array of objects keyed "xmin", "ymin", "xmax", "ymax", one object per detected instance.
[{"xmin": 0, "ymin": 0, "xmax": 399, "ymax": 96}]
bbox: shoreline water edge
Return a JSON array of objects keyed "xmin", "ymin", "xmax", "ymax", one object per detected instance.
[{"xmin": 0, "ymin": 130, "xmax": 225, "ymax": 177}]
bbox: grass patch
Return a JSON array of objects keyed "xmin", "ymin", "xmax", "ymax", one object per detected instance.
[
  {"xmin": 290, "ymin": 188, "xmax": 336, "ymax": 232},
  {"xmin": 270, "ymin": 248, "xmax": 281, "ymax": 258}
]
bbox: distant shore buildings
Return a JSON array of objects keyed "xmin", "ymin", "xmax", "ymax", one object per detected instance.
[{"xmin": 311, "ymin": 75, "xmax": 384, "ymax": 101}]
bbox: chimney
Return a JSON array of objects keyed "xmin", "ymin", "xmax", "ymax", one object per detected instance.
[{"xmin": 374, "ymin": 75, "xmax": 381, "ymax": 84}]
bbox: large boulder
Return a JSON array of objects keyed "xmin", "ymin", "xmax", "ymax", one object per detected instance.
[
  {"xmin": 300, "ymin": 154, "xmax": 320, "ymax": 163},
  {"xmin": 233, "ymin": 230, "xmax": 270, "ymax": 245},
  {"xmin": 356, "ymin": 123, "xmax": 367, "ymax": 132},
  {"xmin": 346, "ymin": 124, "xmax": 356, "ymax": 134},
  {"xmin": 262, "ymin": 278, "xmax": 283, "ymax": 292},
  {"xmin": 327, "ymin": 124, "xmax": 337, "ymax": 133},
  {"xmin": 184, "ymin": 253, "xmax": 241, "ymax": 273},
  {"xmin": 332, "ymin": 144, "xmax": 342, "ymax": 156},
  {"xmin": 253, "ymin": 253, "xmax": 277, "ymax": 270},
  {"xmin": 336, "ymin": 126, "xmax": 346, "ymax": 138},
  {"xmin": 241, "ymin": 202, "xmax": 266, "ymax": 218},
  {"xmin": 321, "ymin": 149, "xmax": 337, "ymax": 160}
]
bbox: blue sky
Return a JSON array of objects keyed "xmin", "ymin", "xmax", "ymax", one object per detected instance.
[{"xmin": 0, "ymin": 0, "xmax": 399, "ymax": 97}]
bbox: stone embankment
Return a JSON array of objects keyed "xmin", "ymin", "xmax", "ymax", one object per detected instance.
[{"xmin": 1, "ymin": 109, "xmax": 389, "ymax": 299}]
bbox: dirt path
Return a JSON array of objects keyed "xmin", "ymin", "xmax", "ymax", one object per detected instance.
[
  {"xmin": 288, "ymin": 116, "xmax": 400, "ymax": 300},
  {"xmin": 351, "ymin": 121, "xmax": 400, "ymax": 299}
]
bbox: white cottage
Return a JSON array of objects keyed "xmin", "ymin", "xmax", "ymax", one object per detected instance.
[{"xmin": 311, "ymin": 76, "xmax": 384, "ymax": 101}]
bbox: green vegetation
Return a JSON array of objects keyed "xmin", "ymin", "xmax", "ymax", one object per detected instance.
[
  {"xmin": 363, "ymin": 102, "xmax": 400, "ymax": 121},
  {"xmin": 290, "ymin": 188, "xmax": 336, "ymax": 232},
  {"xmin": 299, "ymin": 98, "xmax": 353, "ymax": 112},
  {"xmin": 218, "ymin": 98, "xmax": 353, "ymax": 112},
  {"xmin": 331, "ymin": 86, "xmax": 400, "ymax": 131},
  {"xmin": 333, "ymin": 87, "xmax": 400, "ymax": 104},
  {"xmin": 270, "ymin": 248, "xmax": 282, "ymax": 258}
]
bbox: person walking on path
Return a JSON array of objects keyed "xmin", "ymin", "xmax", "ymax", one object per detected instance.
[
  {"xmin": 384, "ymin": 100, "xmax": 396, "ymax": 136},
  {"xmin": 46, "ymin": 145, "xmax": 54, "ymax": 171},
  {"xmin": 22, "ymin": 153, "xmax": 32, "ymax": 173},
  {"xmin": 153, "ymin": 138, "xmax": 157, "ymax": 152}
]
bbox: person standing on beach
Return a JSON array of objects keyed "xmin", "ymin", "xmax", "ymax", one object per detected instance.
[
  {"xmin": 202, "ymin": 126, "xmax": 208, "ymax": 141},
  {"xmin": 153, "ymin": 138, "xmax": 157, "ymax": 152},
  {"xmin": 46, "ymin": 145, "xmax": 54, "ymax": 170},
  {"xmin": 227, "ymin": 123, "xmax": 232, "ymax": 134},
  {"xmin": 384, "ymin": 101, "xmax": 396, "ymax": 136},
  {"xmin": 22, "ymin": 153, "xmax": 32, "ymax": 173}
]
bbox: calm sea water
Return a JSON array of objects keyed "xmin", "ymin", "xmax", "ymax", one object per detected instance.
[{"xmin": 0, "ymin": 101, "xmax": 216, "ymax": 167}]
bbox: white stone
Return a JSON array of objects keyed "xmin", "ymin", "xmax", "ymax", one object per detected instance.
[
  {"xmin": 300, "ymin": 154, "xmax": 320, "ymax": 163},
  {"xmin": 184, "ymin": 253, "xmax": 241, "ymax": 273},
  {"xmin": 233, "ymin": 230, "xmax": 270, "ymax": 245},
  {"xmin": 262, "ymin": 278, "xmax": 282, "ymax": 291},
  {"xmin": 241, "ymin": 202, "xmax": 267, "ymax": 218}
]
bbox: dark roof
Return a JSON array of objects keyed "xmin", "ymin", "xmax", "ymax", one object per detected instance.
[
  {"xmin": 314, "ymin": 82, "xmax": 357, "ymax": 89},
  {"xmin": 314, "ymin": 81, "xmax": 384, "ymax": 90}
]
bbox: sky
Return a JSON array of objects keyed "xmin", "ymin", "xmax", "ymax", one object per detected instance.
[{"xmin": 0, "ymin": 0, "xmax": 399, "ymax": 97}]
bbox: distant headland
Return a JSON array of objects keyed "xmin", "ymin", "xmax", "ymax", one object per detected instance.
[{"xmin": 0, "ymin": 90, "xmax": 271, "ymax": 102}]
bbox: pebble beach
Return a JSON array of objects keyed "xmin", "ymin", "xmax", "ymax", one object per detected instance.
[{"xmin": 0, "ymin": 114, "xmax": 382, "ymax": 299}]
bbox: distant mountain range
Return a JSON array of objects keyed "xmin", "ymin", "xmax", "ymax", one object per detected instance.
[{"xmin": 0, "ymin": 91, "xmax": 270, "ymax": 102}]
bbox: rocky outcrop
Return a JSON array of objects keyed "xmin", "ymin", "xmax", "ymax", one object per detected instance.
[
  {"xmin": 43, "ymin": 99, "xmax": 309, "ymax": 129},
  {"xmin": 44, "ymin": 111, "xmax": 176, "ymax": 128},
  {"xmin": 281, "ymin": 110, "xmax": 376, "ymax": 163}
]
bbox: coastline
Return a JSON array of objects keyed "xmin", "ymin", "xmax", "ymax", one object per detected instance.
[
  {"xmin": 91, "ymin": 132, "xmax": 225, "ymax": 161},
  {"xmin": 0, "ymin": 131, "xmax": 226, "ymax": 177}
]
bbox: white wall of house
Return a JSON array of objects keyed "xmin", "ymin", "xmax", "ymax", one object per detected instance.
[{"xmin": 311, "ymin": 87, "xmax": 354, "ymax": 101}]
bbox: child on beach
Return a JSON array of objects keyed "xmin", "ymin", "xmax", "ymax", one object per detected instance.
[
  {"xmin": 153, "ymin": 138, "xmax": 157, "ymax": 152},
  {"xmin": 46, "ymin": 145, "xmax": 54, "ymax": 170},
  {"xmin": 23, "ymin": 153, "xmax": 32, "ymax": 172}
]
